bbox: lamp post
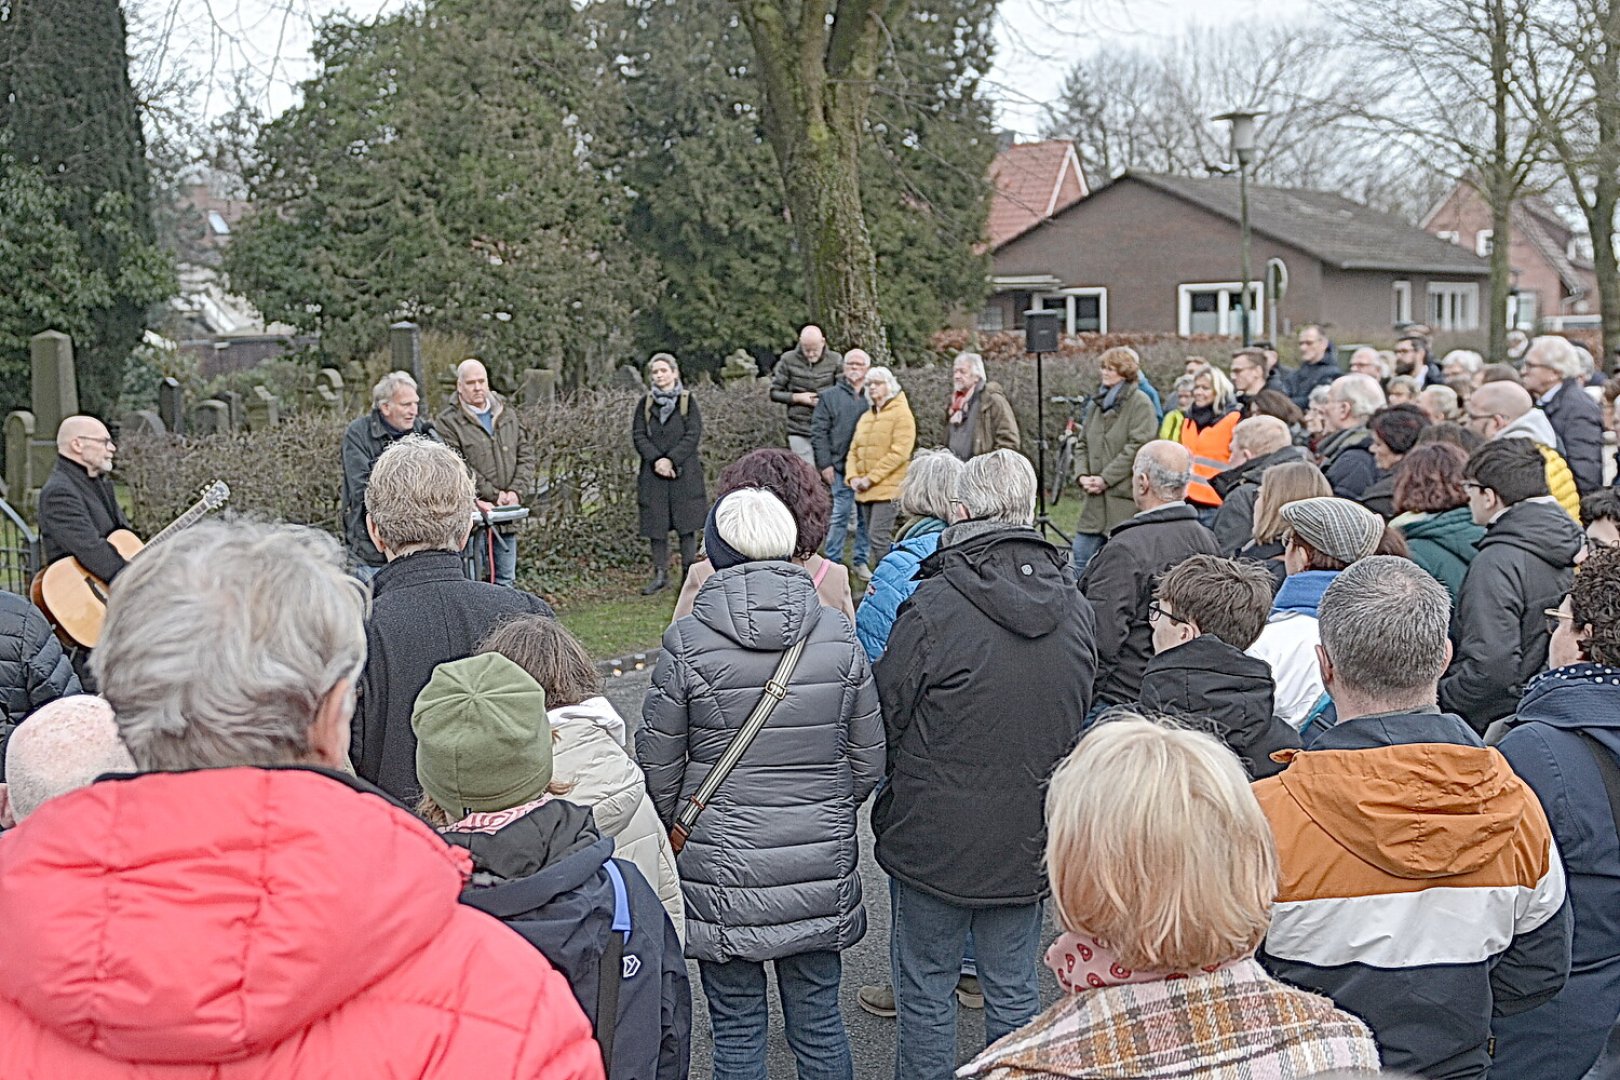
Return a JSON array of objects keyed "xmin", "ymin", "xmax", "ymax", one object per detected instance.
[{"xmin": 1215, "ymin": 110, "xmax": 1262, "ymax": 346}]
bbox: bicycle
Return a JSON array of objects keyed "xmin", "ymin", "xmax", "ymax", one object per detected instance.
[{"xmin": 1045, "ymin": 395, "xmax": 1089, "ymax": 507}]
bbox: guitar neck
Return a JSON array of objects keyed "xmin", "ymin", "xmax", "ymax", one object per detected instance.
[{"xmin": 147, "ymin": 500, "xmax": 212, "ymax": 548}]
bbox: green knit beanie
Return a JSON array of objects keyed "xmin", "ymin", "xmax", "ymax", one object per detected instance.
[{"xmin": 411, "ymin": 653, "xmax": 552, "ymax": 819}]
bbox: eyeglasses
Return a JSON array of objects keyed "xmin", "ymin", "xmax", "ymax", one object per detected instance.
[
  {"xmin": 1147, "ymin": 600, "xmax": 1191, "ymax": 627},
  {"xmin": 78, "ymin": 436, "xmax": 115, "ymax": 447},
  {"xmin": 1545, "ymin": 607, "xmax": 1576, "ymax": 637},
  {"xmin": 1463, "ymin": 480, "xmax": 1487, "ymax": 494}
]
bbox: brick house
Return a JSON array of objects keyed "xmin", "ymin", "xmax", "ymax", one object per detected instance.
[
  {"xmin": 984, "ymin": 171, "xmax": 1492, "ymax": 342},
  {"xmin": 987, "ymin": 139, "xmax": 1088, "ymax": 250},
  {"xmin": 1421, "ymin": 180, "xmax": 1598, "ymax": 329}
]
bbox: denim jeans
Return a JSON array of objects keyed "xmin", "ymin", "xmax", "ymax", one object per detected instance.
[
  {"xmin": 464, "ymin": 527, "xmax": 518, "ymax": 587},
  {"xmin": 698, "ymin": 950, "xmax": 854, "ymax": 1080},
  {"xmin": 1070, "ymin": 531, "xmax": 1105, "ymax": 576},
  {"xmin": 822, "ymin": 468, "xmax": 869, "ymax": 565},
  {"xmin": 891, "ymin": 880, "xmax": 1043, "ymax": 1080}
]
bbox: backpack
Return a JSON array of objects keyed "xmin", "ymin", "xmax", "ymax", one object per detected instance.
[{"xmin": 643, "ymin": 392, "xmax": 690, "ymax": 425}]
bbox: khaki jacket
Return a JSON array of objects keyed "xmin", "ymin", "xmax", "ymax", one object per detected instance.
[{"xmin": 436, "ymin": 393, "xmax": 535, "ymax": 528}]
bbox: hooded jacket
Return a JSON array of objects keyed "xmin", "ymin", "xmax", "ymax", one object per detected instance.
[
  {"xmin": 1440, "ymin": 499, "xmax": 1583, "ymax": 730},
  {"xmin": 1079, "ymin": 504, "xmax": 1219, "ymax": 706},
  {"xmin": 1498, "ymin": 409, "xmax": 1582, "ymax": 520},
  {"xmin": 1209, "ymin": 444, "xmax": 1306, "ymax": 555},
  {"xmin": 1256, "ymin": 711, "xmax": 1571, "ymax": 1080},
  {"xmin": 1138, "ymin": 634, "xmax": 1300, "ymax": 780},
  {"xmin": 1493, "ymin": 665, "xmax": 1620, "ymax": 1079},
  {"xmin": 0, "ymin": 767, "xmax": 604, "ymax": 1080},
  {"xmin": 639, "ymin": 562, "xmax": 883, "ymax": 962},
  {"xmin": 1395, "ymin": 506, "xmax": 1485, "ymax": 606},
  {"xmin": 874, "ymin": 524, "xmax": 1098, "ymax": 905},
  {"xmin": 1540, "ymin": 377, "xmax": 1605, "ymax": 494},
  {"xmin": 550, "ymin": 697, "xmax": 685, "ymax": 936},
  {"xmin": 447, "ymin": 798, "xmax": 691, "ymax": 1080},
  {"xmin": 1247, "ymin": 570, "xmax": 1338, "ymax": 730},
  {"xmin": 1316, "ymin": 425, "xmax": 1378, "ymax": 501},
  {"xmin": 854, "ymin": 515, "xmax": 946, "ymax": 661}
]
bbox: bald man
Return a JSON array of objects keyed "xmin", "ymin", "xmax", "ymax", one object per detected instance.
[
  {"xmin": 436, "ymin": 358, "xmax": 534, "ymax": 587},
  {"xmin": 38, "ymin": 415, "xmax": 133, "ymax": 584},
  {"xmin": 1210, "ymin": 415, "xmax": 1304, "ymax": 555},
  {"xmin": 1079, "ymin": 440, "xmax": 1220, "ymax": 707},
  {"xmin": 1466, "ymin": 380, "xmax": 1582, "ymax": 520},
  {"xmin": 0, "ymin": 695, "xmax": 131, "ymax": 828},
  {"xmin": 771, "ymin": 324, "xmax": 843, "ymax": 465}
]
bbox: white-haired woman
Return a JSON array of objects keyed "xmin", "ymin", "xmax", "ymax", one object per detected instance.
[
  {"xmin": 854, "ymin": 448, "xmax": 964, "ymax": 661},
  {"xmin": 959, "ymin": 717, "xmax": 1379, "ymax": 1079},
  {"xmin": 845, "ymin": 366, "xmax": 916, "ymax": 577},
  {"xmin": 1180, "ymin": 363, "xmax": 1241, "ymax": 518},
  {"xmin": 640, "ymin": 487, "xmax": 883, "ymax": 1080}
]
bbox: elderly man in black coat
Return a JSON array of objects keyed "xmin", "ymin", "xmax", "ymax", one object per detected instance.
[
  {"xmin": 873, "ymin": 449, "xmax": 1097, "ymax": 1080},
  {"xmin": 1079, "ymin": 440, "xmax": 1220, "ymax": 710},
  {"xmin": 1523, "ymin": 334, "xmax": 1605, "ymax": 494},
  {"xmin": 353, "ymin": 437, "xmax": 553, "ymax": 803}
]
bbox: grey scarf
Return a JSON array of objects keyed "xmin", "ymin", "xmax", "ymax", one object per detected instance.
[{"xmin": 650, "ymin": 381, "xmax": 684, "ymax": 424}]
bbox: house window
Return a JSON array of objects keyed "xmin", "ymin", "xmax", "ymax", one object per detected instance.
[
  {"xmin": 1475, "ymin": 230, "xmax": 1494, "ymax": 257},
  {"xmin": 1393, "ymin": 280, "xmax": 1412, "ymax": 325},
  {"xmin": 1509, "ymin": 291, "xmax": 1539, "ymax": 330},
  {"xmin": 1177, "ymin": 282, "xmax": 1262, "ymax": 337},
  {"xmin": 1034, "ymin": 288, "xmax": 1109, "ymax": 334},
  {"xmin": 977, "ymin": 304, "xmax": 1005, "ymax": 332},
  {"xmin": 207, "ymin": 210, "xmax": 231, "ymax": 236},
  {"xmin": 1436, "ymin": 230, "xmax": 1460, "ymax": 245},
  {"xmin": 1427, "ymin": 282, "xmax": 1480, "ymax": 331}
]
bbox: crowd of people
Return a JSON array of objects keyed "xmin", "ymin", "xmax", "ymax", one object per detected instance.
[{"xmin": 0, "ymin": 320, "xmax": 1617, "ymax": 1080}]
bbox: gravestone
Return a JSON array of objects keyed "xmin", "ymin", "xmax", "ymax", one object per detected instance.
[
  {"xmin": 24, "ymin": 331, "xmax": 80, "ymax": 497},
  {"xmin": 520, "ymin": 367, "xmax": 557, "ymax": 406},
  {"xmin": 118, "ymin": 411, "xmax": 165, "ymax": 438},
  {"xmin": 215, "ymin": 390, "xmax": 244, "ymax": 431},
  {"xmin": 189, "ymin": 400, "xmax": 230, "ymax": 435},
  {"xmin": 390, "ymin": 321, "xmax": 423, "ymax": 386},
  {"xmin": 721, "ymin": 349, "xmax": 759, "ymax": 383},
  {"xmin": 4, "ymin": 412, "xmax": 35, "ymax": 507},
  {"xmin": 158, "ymin": 378, "xmax": 185, "ymax": 435},
  {"xmin": 314, "ymin": 368, "xmax": 345, "ymax": 411},
  {"xmin": 612, "ymin": 364, "xmax": 644, "ymax": 390},
  {"xmin": 246, "ymin": 386, "xmax": 280, "ymax": 431}
]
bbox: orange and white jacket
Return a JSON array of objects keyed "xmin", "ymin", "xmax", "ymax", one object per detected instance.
[{"xmin": 1254, "ymin": 710, "xmax": 1571, "ymax": 1080}]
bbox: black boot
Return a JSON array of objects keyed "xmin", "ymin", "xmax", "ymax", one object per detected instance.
[{"xmin": 641, "ymin": 566, "xmax": 669, "ymax": 595}]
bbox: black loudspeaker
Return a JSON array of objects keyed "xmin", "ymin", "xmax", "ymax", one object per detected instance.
[{"xmin": 1024, "ymin": 310, "xmax": 1060, "ymax": 353}]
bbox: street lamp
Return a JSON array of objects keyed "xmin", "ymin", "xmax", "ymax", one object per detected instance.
[{"xmin": 1215, "ymin": 109, "xmax": 1263, "ymax": 346}]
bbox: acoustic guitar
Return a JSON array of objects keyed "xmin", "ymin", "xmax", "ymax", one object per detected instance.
[{"xmin": 33, "ymin": 480, "xmax": 230, "ymax": 648}]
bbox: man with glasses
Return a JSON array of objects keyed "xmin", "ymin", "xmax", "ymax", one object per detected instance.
[
  {"xmin": 1440, "ymin": 438, "xmax": 1583, "ymax": 730},
  {"xmin": 38, "ymin": 416, "xmax": 132, "ymax": 587},
  {"xmin": 1392, "ymin": 332, "xmax": 1443, "ymax": 388},
  {"xmin": 1463, "ymin": 381, "xmax": 1581, "ymax": 520},
  {"xmin": 1286, "ymin": 324, "xmax": 1341, "ymax": 408},
  {"xmin": 1231, "ymin": 347, "xmax": 1284, "ymax": 406}
]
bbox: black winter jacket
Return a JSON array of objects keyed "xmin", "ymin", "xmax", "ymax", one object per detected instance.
[
  {"xmin": 1209, "ymin": 445, "xmax": 1305, "ymax": 554},
  {"xmin": 449, "ymin": 799, "xmax": 691, "ymax": 1080},
  {"xmin": 1285, "ymin": 346, "xmax": 1341, "ymax": 408},
  {"xmin": 38, "ymin": 455, "xmax": 131, "ymax": 582},
  {"xmin": 810, "ymin": 378, "xmax": 866, "ymax": 472},
  {"xmin": 1079, "ymin": 504, "xmax": 1219, "ymax": 706},
  {"xmin": 354, "ymin": 551, "xmax": 554, "ymax": 802},
  {"xmin": 1137, "ymin": 634, "xmax": 1298, "ymax": 779},
  {"xmin": 0, "ymin": 592, "xmax": 81, "ymax": 780},
  {"xmin": 1542, "ymin": 379, "xmax": 1605, "ymax": 494},
  {"xmin": 639, "ymin": 562, "xmax": 883, "ymax": 962},
  {"xmin": 339, "ymin": 410, "xmax": 441, "ymax": 568},
  {"xmin": 1317, "ymin": 426, "xmax": 1379, "ymax": 501},
  {"xmin": 632, "ymin": 392, "xmax": 707, "ymax": 539},
  {"xmin": 769, "ymin": 346, "xmax": 842, "ymax": 437},
  {"xmin": 1440, "ymin": 499, "xmax": 1583, "ymax": 730},
  {"xmin": 874, "ymin": 524, "xmax": 1097, "ymax": 906}
]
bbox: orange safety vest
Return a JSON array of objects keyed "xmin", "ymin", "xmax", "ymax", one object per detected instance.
[{"xmin": 1180, "ymin": 410, "xmax": 1242, "ymax": 507}]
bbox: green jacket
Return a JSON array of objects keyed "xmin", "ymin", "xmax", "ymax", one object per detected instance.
[
  {"xmin": 437, "ymin": 393, "xmax": 536, "ymax": 530},
  {"xmin": 1075, "ymin": 383, "xmax": 1158, "ymax": 537},
  {"xmin": 1396, "ymin": 506, "xmax": 1485, "ymax": 606}
]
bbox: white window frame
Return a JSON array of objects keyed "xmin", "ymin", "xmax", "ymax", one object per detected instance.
[
  {"xmin": 1177, "ymin": 281, "xmax": 1263, "ymax": 337},
  {"xmin": 1509, "ymin": 290, "xmax": 1539, "ymax": 331},
  {"xmin": 1475, "ymin": 230, "xmax": 1494, "ymax": 258},
  {"xmin": 1427, "ymin": 281, "xmax": 1481, "ymax": 332},
  {"xmin": 1032, "ymin": 287, "xmax": 1108, "ymax": 334},
  {"xmin": 1393, "ymin": 280, "xmax": 1412, "ymax": 324},
  {"xmin": 977, "ymin": 304, "xmax": 1005, "ymax": 332}
]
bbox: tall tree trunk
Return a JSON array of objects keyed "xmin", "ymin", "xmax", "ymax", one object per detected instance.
[
  {"xmin": 1487, "ymin": 0, "xmax": 1511, "ymax": 359},
  {"xmin": 1593, "ymin": 175, "xmax": 1620, "ymax": 365}
]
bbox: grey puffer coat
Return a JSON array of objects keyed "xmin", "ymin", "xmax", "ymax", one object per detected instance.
[{"xmin": 638, "ymin": 562, "xmax": 883, "ymax": 963}]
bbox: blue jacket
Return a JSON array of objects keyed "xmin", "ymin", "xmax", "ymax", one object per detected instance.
[
  {"xmin": 449, "ymin": 799, "xmax": 691, "ymax": 1080},
  {"xmin": 1493, "ymin": 665, "xmax": 1620, "ymax": 1079},
  {"xmin": 855, "ymin": 517, "xmax": 946, "ymax": 661},
  {"xmin": 1138, "ymin": 377, "xmax": 1165, "ymax": 420}
]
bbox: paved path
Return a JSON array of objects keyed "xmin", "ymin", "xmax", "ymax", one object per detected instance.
[{"xmin": 603, "ymin": 668, "xmax": 1064, "ymax": 1079}]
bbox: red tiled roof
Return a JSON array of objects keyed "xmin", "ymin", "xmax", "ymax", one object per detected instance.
[{"xmin": 988, "ymin": 141, "xmax": 1087, "ymax": 249}]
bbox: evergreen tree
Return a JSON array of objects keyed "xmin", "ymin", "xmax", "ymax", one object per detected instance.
[{"xmin": 0, "ymin": 0, "xmax": 172, "ymax": 417}]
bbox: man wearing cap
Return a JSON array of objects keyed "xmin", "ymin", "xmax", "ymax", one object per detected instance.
[
  {"xmin": 1440, "ymin": 439, "xmax": 1584, "ymax": 731},
  {"xmin": 413, "ymin": 654, "xmax": 691, "ymax": 1080},
  {"xmin": 1247, "ymin": 496, "xmax": 1385, "ymax": 730}
]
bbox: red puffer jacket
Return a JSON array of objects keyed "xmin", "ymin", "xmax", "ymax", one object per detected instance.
[{"xmin": 0, "ymin": 767, "xmax": 606, "ymax": 1080}]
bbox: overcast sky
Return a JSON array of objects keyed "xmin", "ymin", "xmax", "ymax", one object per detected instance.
[{"xmin": 130, "ymin": 0, "xmax": 1318, "ymax": 136}]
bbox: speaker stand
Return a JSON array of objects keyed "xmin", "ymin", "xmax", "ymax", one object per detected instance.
[{"xmin": 1032, "ymin": 349, "xmax": 1070, "ymax": 545}]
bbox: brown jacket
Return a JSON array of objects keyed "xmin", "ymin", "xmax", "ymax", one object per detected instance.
[
  {"xmin": 437, "ymin": 393, "xmax": 535, "ymax": 529},
  {"xmin": 969, "ymin": 381, "xmax": 1021, "ymax": 458}
]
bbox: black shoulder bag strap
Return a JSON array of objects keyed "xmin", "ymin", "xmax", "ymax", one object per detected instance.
[
  {"xmin": 669, "ymin": 638, "xmax": 807, "ymax": 854},
  {"xmin": 1575, "ymin": 730, "xmax": 1620, "ymax": 839}
]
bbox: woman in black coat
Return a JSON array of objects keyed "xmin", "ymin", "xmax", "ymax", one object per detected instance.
[{"xmin": 633, "ymin": 353, "xmax": 707, "ymax": 594}]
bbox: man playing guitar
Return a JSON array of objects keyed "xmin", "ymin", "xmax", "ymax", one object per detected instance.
[{"xmin": 38, "ymin": 416, "xmax": 132, "ymax": 587}]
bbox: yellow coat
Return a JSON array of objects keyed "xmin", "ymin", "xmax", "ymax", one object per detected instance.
[
  {"xmin": 1537, "ymin": 443, "xmax": 1582, "ymax": 522},
  {"xmin": 846, "ymin": 391, "xmax": 917, "ymax": 503}
]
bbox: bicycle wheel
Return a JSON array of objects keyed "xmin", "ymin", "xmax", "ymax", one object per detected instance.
[{"xmin": 1048, "ymin": 438, "xmax": 1074, "ymax": 506}]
